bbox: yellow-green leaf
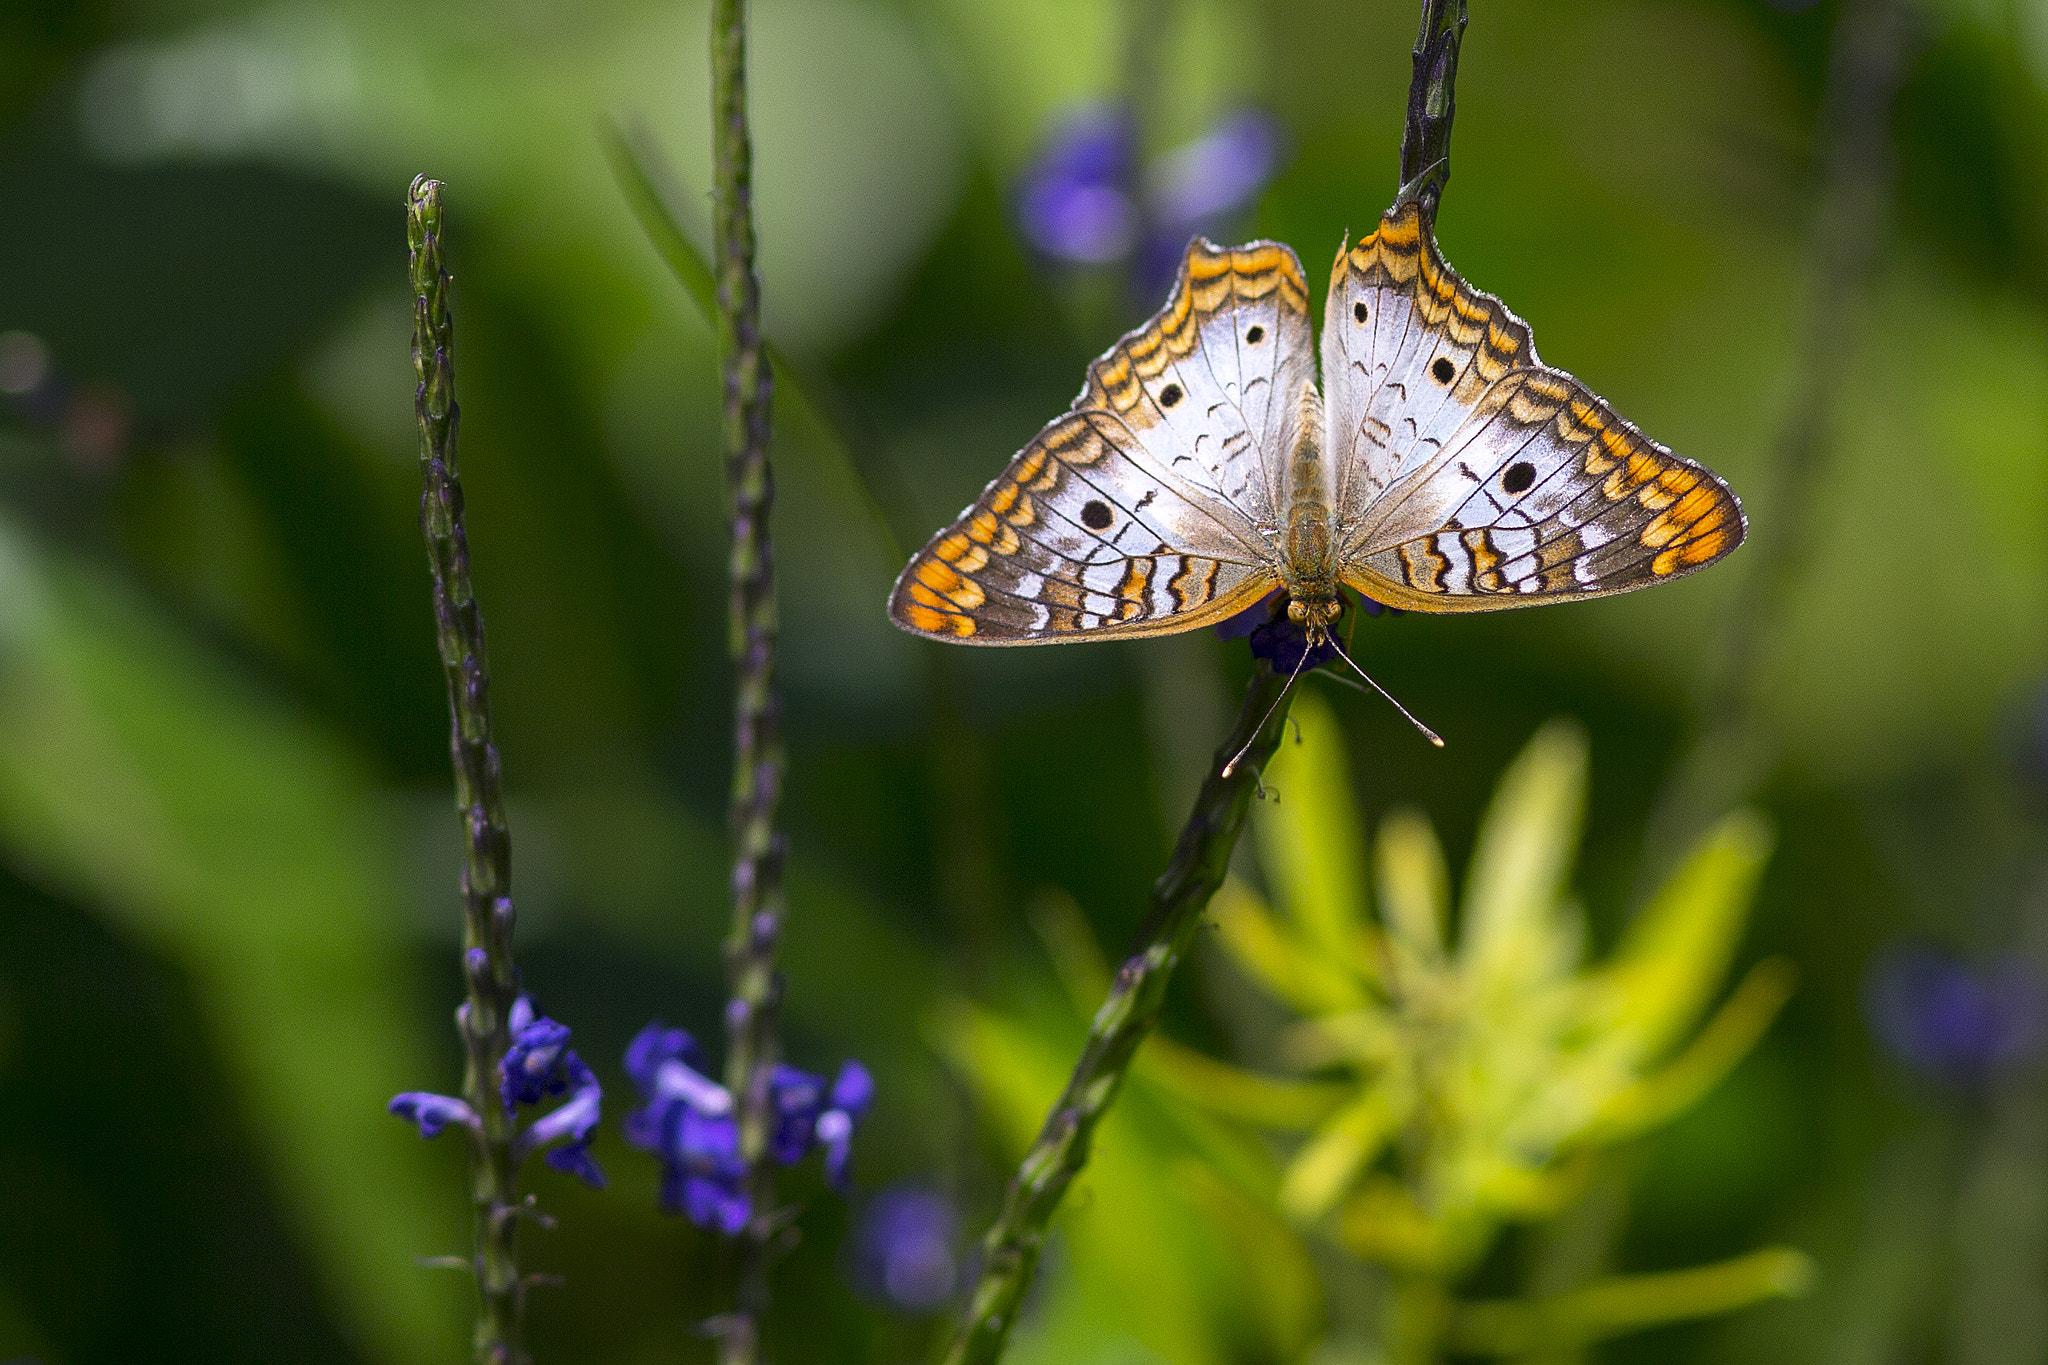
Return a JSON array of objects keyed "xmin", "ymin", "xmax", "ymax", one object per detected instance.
[
  {"xmin": 1210, "ymin": 877, "xmax": 1365, "ymax": 1015},
  {"xmin": 1459, "ymin": 720, "xmax": 1587, "ymax": 993},
  {"xmin": 1600, "ymin": 810, "xmax": 1775, "ymax": 1058},
  {"xmin": 1279, "ymin": 1085, "xmax": 1408, "ymax": 1221},
  {"xmin": 1377, "ymin": 806, "xmax": 1450, "ymax": 985}
]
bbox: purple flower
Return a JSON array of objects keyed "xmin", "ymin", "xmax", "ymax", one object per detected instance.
[
  {"xmin": 1136, "ymin": 109, "xmax": 1286, "ymax": 293},
  {"xmin": 520, "ymin": 1052, "xmax": 607, "ymax": 1189},
  {"xmin": 388, "ymin": 995, "xmax": 605, "ymax": 1187},
  {"xmin": 1215, "ymin": 589, "xmax": 1284, "ymax": 642},
  {"xmin": 1018, "ymin": 105, "xmax": 1139, "ymax": 265},
  {"xmin": 1017, "ymin": 104, "xmax": 1285, "ymax": 287},
  {"xmin": 820, "ymin": 1061, "xmax": 874, "ymax": 1189},
  {"xmin": 623, "ymin": 1020, "xmax": 750, "ymax": 1231},
  {"xmin": 502, "ymin": 1003, "xmax": 574, "ymax": 1111},
  {"xmin": 1146, "ymin": 111, "xmax": 1284, "ymax": 233},
  {"xmin": 769, "ymin": 1064, "xmax": 828, "ymax": 1164},
  {"xmin": 1217, "ymin": 588, "xmax": 1395, "ymax": 657},
  {"xmin": 1249, "ymin": 614, "xmax": 1340, "ymax": 674},
  {"xmin": 624, "ymin": 1023, "xmax": 874, "ymax": 1226},
  {"xmin": 851, "ymin": 1186, "xmax": 961, "ymax": 1313},
  {"xmin": 1866, "ymin": 945, "xmax": 2047, "ymax": 1085}
]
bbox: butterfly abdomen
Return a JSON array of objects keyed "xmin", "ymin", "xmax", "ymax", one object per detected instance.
[{"xmin": 1281, "ymin": 381, "xmax": 1338, "ymax": 608}]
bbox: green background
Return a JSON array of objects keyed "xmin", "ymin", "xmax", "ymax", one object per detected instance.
[{"xmin": 1, "ymin": 0, "xmax": 2044, "ymax": 1360}]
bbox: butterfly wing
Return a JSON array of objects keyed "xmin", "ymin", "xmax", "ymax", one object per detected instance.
[
  {"xmin": 1324, "ymin": 202, "xmax": 1744, "ymax": 613},
  {"xmin": 890, "ymin": 239, "xmax": 1313, "ymax": 644}
]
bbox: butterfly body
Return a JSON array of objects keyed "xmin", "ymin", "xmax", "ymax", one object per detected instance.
[
  {"xmin": 889, "ymin": 201, "xmax": 1743, "ymax": 646},
  {"xmin": 1279, "ymin": 379, "xmax": 1345, "ymax": 639}
]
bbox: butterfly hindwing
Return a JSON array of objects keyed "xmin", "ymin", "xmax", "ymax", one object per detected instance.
[
  {"xmin": 1327, "ymin": 203, "xmax": 1744, "ymax": 612},
  {"xmin": 888, "ymin": 238, "xmax": 1311, "ymax": 644},
  {"xmin": 1341, "ymin": 369, "xmax": 1743, "ymax": 609}
]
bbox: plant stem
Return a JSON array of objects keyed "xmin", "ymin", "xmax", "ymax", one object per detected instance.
[
  {"xmin": 1395, "ymin": 0, "xmax": 1467, "ymax": 213},
  {"xmin": 1634, "ymin": 0, "xmax": 1914, "ymax": 892},
  {"xmin": 408, "ymin": 174, "xmax": 528, "ymax": 1365},
  {"xmin": 942, "ymin": 662, "xmax": 1297, "ymax": 1365},
  {"xmin": 708, "ymin": 1, "xmax": 783, "ymax": 1360}
]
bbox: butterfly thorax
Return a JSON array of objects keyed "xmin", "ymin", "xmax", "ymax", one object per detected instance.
[{"xmin": 1281, "ymin": 380, "xmax": 1341, "ymax": 638}]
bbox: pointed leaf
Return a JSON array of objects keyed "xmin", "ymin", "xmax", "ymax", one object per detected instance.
[
  {"xmin": 1446, "ymin": 1246, "xmax": 1814, "ymax": 1354},
  {"xmin": 1254, "ymin": 688, "xmax": 1373, "ymax": 974},
  {"xmin": 1279, "ymin": 1084, "xmax": 1408, "ymax": 1221},
  {"xmin": 1029, "ymin": 885, "xmax": 1114, "ymax": 1012},
  {"xmin": 1600, "ymin": 811, "xmax": 1774, "ymax": 1058},
  {"xmin": 1377, "ymin": 806, "xmax": 1449, "ymax": 985},
  {"xmin": 1139, "ymin": 1038, "xmax": 1350, "ymax": 1130},
  {"xmin": 1459, "ymin": 720, "xmax": 1588, "ymax": 991},
  {"xmin": 1210, "ymin": 877, "xmax": 1365, "ymax": 1015},
  {"xmin": 1590, "ymin": 957, "xmax": 1796, "ymax": 1141}
]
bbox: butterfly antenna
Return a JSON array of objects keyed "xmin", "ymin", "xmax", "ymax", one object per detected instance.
[
  {"xmin": 1326, "ymin": 634, "xmax": 1446, "ymax": 749},
  {"xmin": 1221, "ymin": 644, "xmax": 1315, "ymax": 780}
]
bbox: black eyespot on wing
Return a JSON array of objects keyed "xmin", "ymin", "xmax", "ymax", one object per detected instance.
[
  {"xmin": 1431, "ymin": 356, "xmax": 1455, "ymax": 384},
  {"xmin": 1081, "ymin": 500, "xmax": 1114, "ymax": 530},
  {"xmin": 1353, "ymin": 301, "xmax": 1368, "ymax": 323},
  {"xmin": 1245, "ymin": 325, "xmax": 1264, "ymax": 344},
  {"xmin": 1160, "ymin": 383, "xmax": 1183, "ymax": 408},
  {"xmin": 1503, "ymin": 461, "xmax": 1537, "ymax": 495}
]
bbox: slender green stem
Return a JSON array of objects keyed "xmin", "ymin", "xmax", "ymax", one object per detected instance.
[
  {"xmin": 942, "ymin": 663, "xmax": 1297, "ymax": 1365},
  {"xmin": 408, "ymin": 174, "xmax": 528, "ymax": 1365},
  {"xmin": 708, "ymin": 2, "xmax": 784, "ymax": 1361},
  {"xmin": 1634, "ymin": 0, "xmax": 1914, "ymax": 891},
  {"xmin": 1394, "ymin": 0, "xmax": 1467, "ymax": 214}
]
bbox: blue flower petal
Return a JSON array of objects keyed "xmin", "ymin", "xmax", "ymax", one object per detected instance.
[
  {"xmin": 817, "ymin": 1109, "xmax": 856, "ymax": 1190},
  {"xmin": 1145, "ymin": 109, "xmax": 1284, "ymax": 231},
  {"xmin": 853, "ymin": 1186, "xmax": 962, "ymax": 1313},
  {"xmin": 1866, "ymin": 944, "xmax": 2046, "ymax": 1084},
  {"xmin": 517, "ymin": 1055, "xmax": 603, "ymax": 1181},
  {"xmin": 624, "ymin": 1020, "xmax": 702, "ymax": 1097},
  {"xmin": 544, "ymin": 1139, "xmax": 607, "ymax": 1189},
  {"xmin": 389, "ymin": 1091, "xmax": 478, "ymax": 1139},
  {"xmin": 1247, "ymin": 615, "xmax": 1339, "ymax": 674},
  {"xmin": 685, "ymin": 1174, "xmax": 751, "ymax": 1236},
  {"xmin": 1017, "ymin": 104, "xmax": 1138, "ymax": 265},
  {"xmin": 1215, "ymin": 590, "xmax": 1283, "ymax": 641},
  {"xmin": 830, "ymin": 1060, "xmax": 875, "ymax": 1118},
  {"xmin": 502, "ymin": 1012, "xmax": 574, "ymax": 1111},
  {"xmin": 768, "ymin": 1064, "xmax": 827, "ymax": 1165}
]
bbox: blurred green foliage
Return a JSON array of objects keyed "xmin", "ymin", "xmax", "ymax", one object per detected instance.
[
  {"xmin": 1, "ymin": 0, "xmax": 2046, "ymax": 1363},
  {"xmin": 942, "ymin": 696, "xmax": 1806, "ymax": 1362}
]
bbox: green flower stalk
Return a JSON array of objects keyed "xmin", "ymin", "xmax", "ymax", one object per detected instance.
[
  {"xmin": 943, "ymin": 663, "xmax": 1297, "ymax": 1365},
  {"xmin": 399, "ymin": 175, "xmax": 609, "ymax": 1365},
  {"xmin": 409, "ymin": 174, "xmax": 525, "ymax": 1362},
  {"xmin": 1636, "ymin": 0, "xmax": 1915, "ymax": 881},
  {"xmin": 1395, "ymin": 0, "xmax": 1467, "ymax": 214},
  {"xmin": 708, "ymin": 2, "xmax": 786, "ymax": 1360}
]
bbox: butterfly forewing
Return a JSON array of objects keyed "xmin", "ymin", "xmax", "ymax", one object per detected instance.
[
  {"xmin": 888, "ymin": 238, "xmax": 1312, "ymax": 644},
  {"xmin": 1322, "ymin": 202, "xmax": 1538, "ymax": 521},
  {"xmin": 1327, "ymin": 203, "xmax": 1744, "ymax": 612}
]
